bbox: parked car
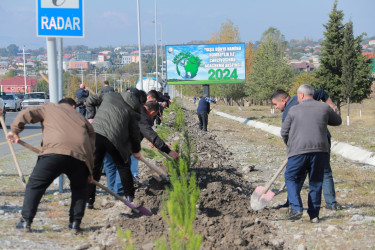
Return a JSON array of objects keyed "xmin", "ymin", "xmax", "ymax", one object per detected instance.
[
  {"xmin": 0, "ymin": 93, "xmax": 22, "ymax": 111},
  {"xmin": 16, "ymin": 94, "xmax": 24, "ymax": 101},
  {"xmin": 0, "ymin": 94, "xmax": 5, "ymax": 126},
  {"xmin": 21, "ymin": 92, "xmax": 49, "ymax": 109}
]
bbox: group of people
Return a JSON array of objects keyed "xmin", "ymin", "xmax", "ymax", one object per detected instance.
[
  {"xmin": 7, "ymin": 82, "xmax": 177, "ymax": 232},
  {"xmin": 6, "ymin": 80, "xmax": 342, "ymax": 233},
  {"xmin": 271, "ymin": 84, "xmax": 342, "ymax": 222}
]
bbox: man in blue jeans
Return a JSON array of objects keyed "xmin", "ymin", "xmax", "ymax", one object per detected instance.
[
  {"xmin": 104, "ymin": 153, "xmax": 124, "ymax": 196},
  {"xmin": 271, "ymin": 88, "xmax": 341, "ymax": 211},
  {"xmin": 280, "ymin": 84, "xmax": 342, "ymax": 222}
]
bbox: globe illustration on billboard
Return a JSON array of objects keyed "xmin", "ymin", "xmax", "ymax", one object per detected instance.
[{"xmin": 172, "ymin": 51, "xmax": 202, "ymax": 80}]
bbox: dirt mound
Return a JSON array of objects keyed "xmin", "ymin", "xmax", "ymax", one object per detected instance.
[{"xmin": 88, "ymin": 107, "xmax": 280, "ymax": 249}]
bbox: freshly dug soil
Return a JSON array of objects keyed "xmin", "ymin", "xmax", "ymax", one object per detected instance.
[{"xmin": 87, "ymin": 106, "xmax": 281, "ymax": 249}]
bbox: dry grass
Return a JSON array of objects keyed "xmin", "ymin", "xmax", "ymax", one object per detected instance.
[{"xmin": 210, "ymin": 97, "xmax": 375, "ymax": 151}]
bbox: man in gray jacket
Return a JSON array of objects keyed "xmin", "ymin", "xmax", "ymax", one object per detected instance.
[
  {"xmin": 86, "ymin": 91, "xmax": 142, "ymax": 208},
  {"xmin": 280, "ymin": 84, "xmax": 342, "ymax": 222}
]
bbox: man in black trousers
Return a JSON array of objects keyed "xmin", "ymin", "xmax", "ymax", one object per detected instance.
[
  {"xmin": 197, "ymin": 94, "xmax": 216, "ymax": 131},
  {"xmin": 8, "ymin": 98, "xmax": 95, "ymax": 232}
]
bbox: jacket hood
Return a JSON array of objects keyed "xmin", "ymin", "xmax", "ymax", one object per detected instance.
[{"xmin": 120, "ymin": 92, "xmax": 141, "ymax": 114}]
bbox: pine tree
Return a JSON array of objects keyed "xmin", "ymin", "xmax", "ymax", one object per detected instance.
[
  {"xmin": 313, "ymin": 0, "xmax": 345, "ymax": 111},
  {"xmin": 247, "ymin": 27, "xmax": 294, "ymax": 102},
  {"xmin": 342, "ymin": 20, "xmax": 355, "ymax": 124},
  {"xmin": 314, "ymin": 0, "xmax": 373, "ymax": 116}
]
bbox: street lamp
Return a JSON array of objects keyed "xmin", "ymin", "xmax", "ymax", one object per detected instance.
[
  {"xmin": 154, "ymin": 0, "xmax": 158, "ymax": 87},
  {"xmin": 137, "ymin": 0, "xmax": 143, "ymax": 90}
]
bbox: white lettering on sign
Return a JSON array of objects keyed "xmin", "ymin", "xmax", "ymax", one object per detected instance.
[
  {"xmin": 41, "ymin": 0, "xmax": 79, "ymax": 9},
  {"xmin": 40, "ymin": 16, "xmax": 81, "ymax": 30}
]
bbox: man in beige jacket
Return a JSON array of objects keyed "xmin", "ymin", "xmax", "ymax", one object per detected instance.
[{"xmin": 7, "ymin": 98, "xmax": 95, "ymax": 233}]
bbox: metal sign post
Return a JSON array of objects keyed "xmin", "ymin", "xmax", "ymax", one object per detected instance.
[{"xmin": 37, "ymin": 0, "xmax": 84, "ymax": 193}]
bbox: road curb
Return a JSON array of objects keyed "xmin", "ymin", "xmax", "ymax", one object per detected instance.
[{"xmin": 214, "ymin": 110, "xmax": 375, "ymax": 166}]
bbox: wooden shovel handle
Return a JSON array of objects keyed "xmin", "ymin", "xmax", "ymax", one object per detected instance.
[
  {"xmin": 0, "ymin": 116, "xmax": 26, "ymax": 187},
  {"xmin": 261, "ymin": 159, "xmax": 288, "ymax": 196},
  {"xmin": 139, "ymin": 156, "xmax": 169, "ymax": 181},
  {"xmin": 18, "ymin": 140, "xmax": 41, "ymax": 154}
]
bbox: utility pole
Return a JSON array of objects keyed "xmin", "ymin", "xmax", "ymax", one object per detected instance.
[
  {"xmin": 18, "ymin": 46, "xmax": 30, "ymax": 93},
  {"xmin": 160, "ymin": 24, "xmax": 164, "ymax": 82},
  {"xmin": 137, "ymin": 0, "xmax": 143, "ymax": 90},
  {"xmin": 79, "ymin": 65, "xmax": 86, "ymax": 84},
  {"xmin": 94, "ymin": 68, "xmax": 98, "ymax": 93},
  {"xmin": 154, "ymin": 0, "xmax": 158, "ymax": 87}
]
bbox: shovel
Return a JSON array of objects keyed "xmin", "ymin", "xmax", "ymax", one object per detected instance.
[
  {"xmin": 250, "ymin": 159, "xmax": 287, "ymax": 211},
  {"xmin": 92, "ymin": 180, "xmax": 152, "ymax": 216},
  {"xmin": 139, "ymin": 156, "xmax": 169, "ymax": 181},
  {"xmin": 0, "ymin": 116, "xmax": 26, "ymax": 187},
  {"xmin": 17, "ymin": 140, "xmax": 153, "ymax": 216}
]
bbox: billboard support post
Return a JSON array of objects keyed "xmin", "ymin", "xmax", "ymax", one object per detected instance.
[{"xmin": 203, "ymin": 84, "xmax": 210, "ymax": 97}]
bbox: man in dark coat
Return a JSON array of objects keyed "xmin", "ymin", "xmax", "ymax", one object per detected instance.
[
  {"xmin": 100, "ymin": 80, "xmax": 115, "ymax": 94},
  {"xmin": 197, "ymin": 94, "xmax": 216, "ymax": 131},
  {"xmin": 76, "ymin": 83, "xmax": 89, "ymax": 117},
  {"xmin": 86, "ymin": 91, "xmax": 142, "ymax": 207}
]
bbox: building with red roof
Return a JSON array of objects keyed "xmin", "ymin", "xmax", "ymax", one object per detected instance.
[{"xmin": 0, "ymin": 76, "xmax": 37, "ymax": 94}]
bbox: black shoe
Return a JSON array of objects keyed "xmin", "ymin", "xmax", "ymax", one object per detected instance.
[
  {"xmin": 133, "ymin": 176, "xmax": 140, "ymax": 185},
  {"xmin": 310, "ymin": 217, "xmax": 319, "ymax": 223},
  {"xmin": 126, "ymin": 196, "xmax": 134, "ymax": 203},
  {"xmin": 68, "ymin": 220, "xmax": 81, "ymax": 233},
  {"xmin": 15, "ymin": 219, "xmax": 31, "ymax": 232},
  {"xmin": 326, "ymin": 203, "xmax": 342, "ymax": 211},
  {"xmin": 285, "ymin": 210, "xmax": 303, "ymax": 220},
  {"xmin": 275, "ymin": 201, "xmax": 289, "ymax": 209},
  {"xmin": 86, "ymin": 202, "xmax": 94, "ymax": 210}
]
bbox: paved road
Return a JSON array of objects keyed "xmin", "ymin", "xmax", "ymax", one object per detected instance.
[{"xmin": 0, "ymin": 111, "xmax": 42, "ymax": 157}]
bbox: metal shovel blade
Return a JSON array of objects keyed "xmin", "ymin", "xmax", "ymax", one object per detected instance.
[{"xmin": 250, "ymin": 186, "xmax": 275, "ymax": 211}]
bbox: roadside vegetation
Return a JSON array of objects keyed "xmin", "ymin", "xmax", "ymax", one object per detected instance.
[{"xmin": 120, "ymin": 102, "xmax": 202, "ymax": 250}]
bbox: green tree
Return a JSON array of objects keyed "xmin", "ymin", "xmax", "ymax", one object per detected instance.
[
  {"xmin": 7, "ymin": 44, "xmax": 19, "ymax": 57},
  {"xmin": 342, "ymin": 20, "xmax": 355, "ymax": 122},
  {"xmin": 313, "ymin": 1, "xmax": 373, "ymax": 115},
  {"xmin": 312, "ymin": 0, "xmax": 345, "ymax": 110},
  {"xmin": 247, "ymin": 27, "xmax": 294, "ymax": 102},
  {"xmin": 245, "ymin": 42, "xmax": 255, "ymax": 77},
  {"xmin": 290, "ymin": 72, "xmax": 317, "ymax": 96},
  {"xmin": 36, "ymin": 80, "xmax": 49, "ymax": 94},
  {"xmin": 4, "ymin": 69, "xmax": 17, "ymax": 79}
]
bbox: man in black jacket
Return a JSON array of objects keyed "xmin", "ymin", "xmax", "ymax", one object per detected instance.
[
  {"xmin": 100, "ymin": 80, "xmax": 115, "ymax": 94},
  {"xmin": 139, "ymin": 101, "xmax": 179, "ymax": 159}
]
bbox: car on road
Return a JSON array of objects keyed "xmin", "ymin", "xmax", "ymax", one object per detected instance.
[
  {"xmin": 21, "ymin": 92, "xmax": 49, "ymax": 109},
  {"xmin": 0, "ymin": 93, "xmax": 22, "ymax": 112}
]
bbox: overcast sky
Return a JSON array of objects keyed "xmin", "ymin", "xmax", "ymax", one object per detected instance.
[{"xmin": 0, "ymin": 0, "xmax": 374, "ymax": 49}]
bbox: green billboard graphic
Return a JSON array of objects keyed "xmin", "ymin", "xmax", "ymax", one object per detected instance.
[{"xmin": 166, "ymin": 43, "xmax": 246, "ymax": 85}]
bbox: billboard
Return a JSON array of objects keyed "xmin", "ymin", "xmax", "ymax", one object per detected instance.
[{"xmin": 166, "ymin": 43, "xmax": 245, "ymax": 85}]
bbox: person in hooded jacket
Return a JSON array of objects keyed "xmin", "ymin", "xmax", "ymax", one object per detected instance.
[{"xmin": 86, "ymin": 91, "xmax": 142, "ymax": 208}]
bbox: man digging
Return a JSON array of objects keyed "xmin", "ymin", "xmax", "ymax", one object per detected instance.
[
  {"xmin": 7, "ymin": 98, "xmax": 95, "ymax": 232},
  {"xmin": 280, "ymin": 84, "xmax": 342, "ymax": 222}
]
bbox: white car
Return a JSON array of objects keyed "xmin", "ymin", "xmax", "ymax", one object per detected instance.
[
  {"xmin": 22, "ymin": 92, "xmax": 49, "ymax": 109},
  {"xmin": 1, "ymin": 94, "xmax": 22, "ymax": 111}
]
